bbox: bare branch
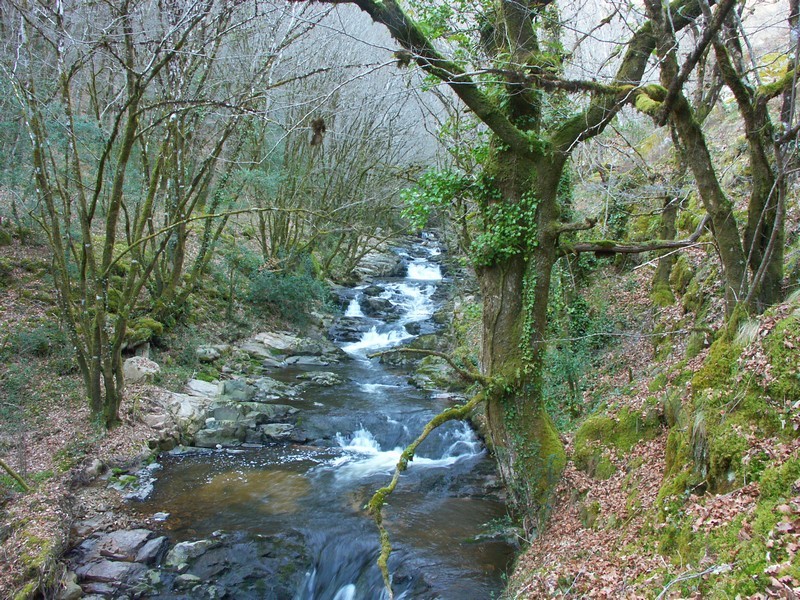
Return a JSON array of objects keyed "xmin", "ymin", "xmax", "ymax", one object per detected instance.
[{"xmin": 367, "ymin": 348, "xmax": 489, "ymax": 385}]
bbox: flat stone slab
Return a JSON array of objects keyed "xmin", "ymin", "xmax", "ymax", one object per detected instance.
[
  {"xmin": 135, "ymin": 536, "xmax": 167, "ymax": 564},
  {"xmin": 165, "ymin": 540, "xmax": 217, "ymax": 568},
  {"xmin": 77, "ymin": 559, "xmax": 147, "ymax": 583},
  {"xmin": 97, "ymin": 529, "xmax": 153, "ymax": 561},
  {"xmin": 296, "ymin": 372, "xmax": 343, "ymax": 386},
  {"xmin": 260, "ymin": 423, "xmax": 294, "ymax": 440},
  {"xmin": 252, "ymin": 331, "xmax": 300, "ymax": 351},
  {"xmin": 186, "ymin": 379, "xmax": 220, "ymax": 397}
]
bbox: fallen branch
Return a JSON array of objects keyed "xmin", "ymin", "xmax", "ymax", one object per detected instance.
[
  {"xmin": 367, "ymin": 348, "xmax": 489, "ymax": 386},
  {"xmin": 655, "ymin": 564, "xmax": 732, "ymax": 599},
  {"xmin": 563, "ymin": 214, "xmax": 711, "ymax": 257},
  {"xmin": 366, "ymin": 390, "xmax": 488, "ymax": 598},
  {"xmin": 0, "ymin": 457, "xmax": 31, "ymax": 492}
]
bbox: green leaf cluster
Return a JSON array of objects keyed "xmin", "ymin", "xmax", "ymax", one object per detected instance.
[{"xmin": 471, "ymin": 189, "xmax": 538, "ymax": 266}]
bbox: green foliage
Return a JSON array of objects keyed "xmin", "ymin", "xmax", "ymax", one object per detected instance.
[
  {"xmin": 650, "ymin": 282, "xmax": 675, "ymax": 307},
  {"xmin": 543, "ymin": 269, "xmax": 616, "ymax": 427},
  {"xmin": 7, "ymin": 323, "xmax": 69, "ymax": 359},
  {"xmin": 0, "ymin": 258, "xmax": 14, "ymax": 288},
  {"xmin": 669, "ymin": 255, "xmax": 694, "ymax": 295},
  {"xmin": 125, "ymin": 317, "xmax": 164, "ymax": 347},
  {"xmin": 763, "ymin": 315, "xmax": 800, "ymax": 402},
  {"xmin": 248, "ymin": 256, "xmax": 330, "ymax": 325},
  {"xmin": 691, "ymin": 335, "xmax": 739, "ymax": 391},
  {"xmin": 401, "ymin": 169, "xmax": 471, "ymax": 231},
  {"xmin": 471, "ymin": 189, "xmax": 538, "ymax": 266}
]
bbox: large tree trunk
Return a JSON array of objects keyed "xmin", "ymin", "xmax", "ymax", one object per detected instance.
[
  {"xmin": 477, "ymin": 152, "xmax": 566, "ymax": 522},
  {"xmin": 478, "ymin": 255, "xmax": 564, "ymax": 525}
]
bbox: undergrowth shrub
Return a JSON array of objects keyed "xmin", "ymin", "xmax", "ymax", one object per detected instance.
[{"xmin": 248, "ymin": 256, "xmax": 330, "ymax": 325}]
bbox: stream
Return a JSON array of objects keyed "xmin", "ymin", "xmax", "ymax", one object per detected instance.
[{"xmin": 121, "ymin": 239, "xmax": 513, "ymax": 598}]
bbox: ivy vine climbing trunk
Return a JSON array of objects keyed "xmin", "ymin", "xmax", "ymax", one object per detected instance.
[{"xmin": 477, "ymin": 152, "xmax": 568, "ymax": 517}]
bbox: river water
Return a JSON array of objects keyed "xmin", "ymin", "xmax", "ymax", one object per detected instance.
[{"xmin": 137, "ymin": 239, "xmax": 512, "ymax": 598}]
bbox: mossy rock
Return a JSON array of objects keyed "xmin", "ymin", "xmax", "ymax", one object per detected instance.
[
  {"xmin": 573, "ymin": 407, "xmax": 661, "ymax": 479},
  {"xmin": 681, "ymin": 276, "xmax": 705, "ymax": 315},
  {"xmin": 126, "ymin": 316, "xmax": 165, "ymax": 347},
  {"xmin": 669, "ymin": 254, "xmax": 694, "ymax": 295},
  {"xmin": 0, "ymin": 257, "xmax": 13, "ymax": 287},
  {"xmin": 661, "ymin": 388, "xmax": 685, "ymax": 428},
  {"xmin": 691, "ymin": 335, "xmax": 740, "ymax": 391},
  {"xmin": 685, "ymin": 329, "xmax": 707, "ymax": 359},
  {"xmin": 651, "ymin": 282, "xmax": 675, "ymax": 307},
  {"xmin": 631, "ymin": 214, "xmax": 660, "ymax": 241},
  {"xmin": 763, "ymin": 315, "xmax": 800, "ymax": 403},
  {"xmin": 579, "ymin": 500, "xmax": 601, "ymax": 528}
]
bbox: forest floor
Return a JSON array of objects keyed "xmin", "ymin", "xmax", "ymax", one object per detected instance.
[
  {"xmin": 0, "ymin": 238, "xmax": 230, "ymax": 598},
  {"xmin": 507, "ymin": 260, "xmax": 800, "ymax": 598}
]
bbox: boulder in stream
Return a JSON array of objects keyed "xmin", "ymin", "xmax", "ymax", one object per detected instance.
[
  {"xmin": 296, "ymin": 371, "xmax": 343, "ymax": 386},
  {"xmin": 352, "ymin": 249, "xmax": 407, "ymax": 280}
]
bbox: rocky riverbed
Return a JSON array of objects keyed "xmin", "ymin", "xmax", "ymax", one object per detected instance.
[{"xmin": 61, "ymin": 236, "xmax": 512, "ymax": 599}]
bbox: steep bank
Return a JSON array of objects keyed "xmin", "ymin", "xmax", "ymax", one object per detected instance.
[{"xmin": 506, "ymin": 265, "xmax": 800, "ymax": 598}]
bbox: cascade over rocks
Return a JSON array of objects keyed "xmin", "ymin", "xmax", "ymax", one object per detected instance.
[{"xmin": 64, "ymin": 234, "xmax": 509, "ymax": 599}]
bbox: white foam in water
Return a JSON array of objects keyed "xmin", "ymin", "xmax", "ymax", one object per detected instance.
[
  {"xmin": 393, "ymin": 283, "xmax": 434, "ymax": 320},
  {"xmin": 341, "ymin": 327, "xmax": 411, "ymax": 355},
  {"xmin": 358, "ymin": 383, "xmax": 398, "ymax": 393},
  {"xmin": 332, "ymin": 584, "xmax": 356, "ymax": 600},
  {"xmin": 331, "ymin": 426, "xmax": 481, "ymax": 480},
  {"xmin": 344, "ymin": 298, "xmax": 365, "ymax": 318},
  {"xmin": 407, "ymin": 261, "xmax": 441, "ymax": 281}
]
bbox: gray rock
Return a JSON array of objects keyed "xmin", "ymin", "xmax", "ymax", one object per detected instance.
[
  {"xmin": 296, "ymin": 371, "xmax": 343, "ymax": 386},
  {"xmin": 57, "ymin": 571, "xmax": 82, "ymax": 600},
  {"xmin": 83, "ymin": 458, "xmax": 106, "ymax": 479},
  {"xmin": 193, "ymin": 427, "xmax": 243, "ymax": 448},
  {"xmin": 261, "ymin": 357, "xmax": 286, "ymax": 368},
  {"xmin": 135, "ymin": 536, "xmax": 167, "ymax": 564},
  {"xmin": 239, "ymin": 402, "xmax": 298, "ymax": 422},
  {"xmin": 253, "ymin": 377, "xmax": 297, "ymax": 400},
  {"xmin": 328, "ymin": 318, "xmax": 369, "ymax": 342},
  {"xmin": 167, "ymin": 392, "xmax": 212, "ymax": 437},
  {"xmin": 185, "ymin": 379, "xmax": 220, "ymax": 398},
  {"xmin": 245, "ymin": 429, "xmax": 264, "ymax": 444},
  {"xmin": 404, "ymin": 322, "xmax": 422, "ymax": 336},
  {"xmin": 362, "ymin": 285, "xmax": 384, "ymax": 297},
  {"xmin": 210, "ymin": 403, "xmax": 243, "ymax": 422},
  {"xmin": 237, "ymin": 340, "xmax": 275, "ymax": 359},
  {"xmin": 142, "ymin": 412, "xmax": 168, "ymax": 429},
  {"xmin": 97, "ymin": 529, "xmax": 152, "ymax": 561},
  {"xmin": 174, "ymin": 573, "xmax": 203, "ymax": 590},
  {"xmin": 82, "ymin": 582, "xmax": 117, "ymax": 595},
  {"xmin": 361, "ymin": 297, "xmax": 394, "ymax": 317},
  {"xmin": 219, "ymin": 379, "xmax": 256, "ymax": 402},
  {"xmin": 196, "ymin": 346, "xmax": 221, "ymax": 363},
  {"xmin": 354, "ymin": 250, "xmax": 406, "ymax": 280},
  {"xmin": 260, "ymin": 423, "xmax": 294, "ymax": 440},
  {"xmin": 123, "ymin": 356, "xmax": 161, "ymax": 385},
  {"xmin": 285, "ymin": 355, "xmax": 329, "ymax": 366},
  {"xmin": 165, "ymin": 540, "xmax": 216, "ymax": 568},
  {"xmin": 77, "ymin": 559, "xmax": 147, "ymax": 583},
  {"xmin": 252, "ymin": 331, "xmax": 301, "ymax": 351}
]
